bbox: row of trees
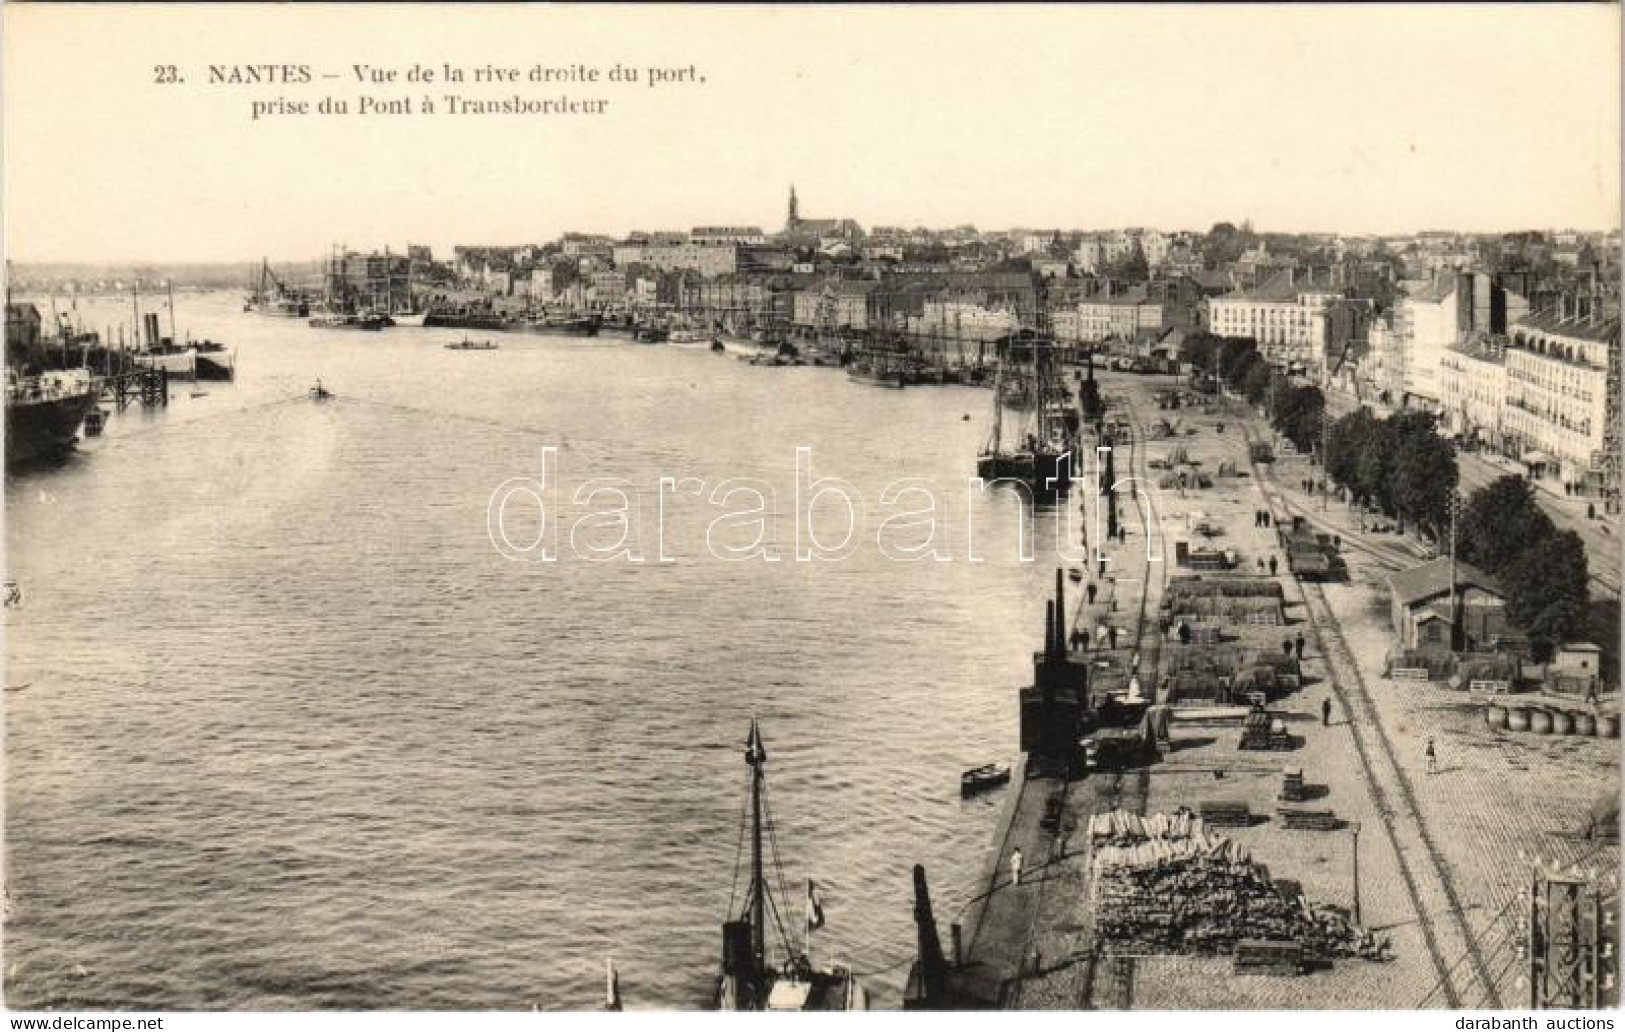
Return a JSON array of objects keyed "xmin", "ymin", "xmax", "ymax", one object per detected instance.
[
  {"xmin": 1182, "ymin": 329, "xmax": 1589, "ymax": 655},
  {"xmin": 1323, "ymin": 408, "xmax": 1458, "ymax": 541},
  {"xmin": 1457, "ymin": 476, "xmax": 1591, "ymax": 653}
]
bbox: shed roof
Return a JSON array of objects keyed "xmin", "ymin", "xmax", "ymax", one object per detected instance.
[{"xmin": 1387, "ymin": 557, "xmax": 1503, "ymax": 606}]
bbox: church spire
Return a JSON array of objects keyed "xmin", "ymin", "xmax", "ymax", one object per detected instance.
[{"xmin": 787, "ymin": 184, "xmax": 799, "ymax": 230}]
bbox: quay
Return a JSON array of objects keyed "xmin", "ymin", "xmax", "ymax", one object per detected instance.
[{"xmin": 908, "ymin": 367, "xmax": 1621, "ymax": 1010}]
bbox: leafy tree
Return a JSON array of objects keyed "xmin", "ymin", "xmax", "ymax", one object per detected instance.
[
  {"xmin": 1240, "ymin": 361, "xmax": 1274, "ymax": 407},
  {"xmin": 1392, "ymin": 426, "xmax": 1458, "ymax": 539},
  {"xmin": 1457, "ymin": 476, "xmax": 1552, "ymax": 575},
  {"xmin": 1503, "ymin": 530, "xmax": 1590, "ymax": 655},
  {"xmin": 1106, "ymin": 241, "xmax": 1149, "ymax": 283},
  {"xmin": 1326, "ymin": 409, "xmax": 1380, "ymax": 503},
  {"xmin": 1355, "ymin": 418, "xmax": 1398, "ymax": 518},
  {"xmin": 1178, "ymin": 331, "xmax": 1224, "ymax": 375},
  {"xmin": 1272, "ymin": 386, "xmax": 1325, "ymax": 454}
]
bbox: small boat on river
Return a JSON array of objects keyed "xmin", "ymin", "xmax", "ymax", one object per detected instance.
[{"xmin": 960, "ymin": 762, "xmax": 1012, "ymax": 797}]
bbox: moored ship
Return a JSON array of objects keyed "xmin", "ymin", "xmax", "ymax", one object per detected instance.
[
  {"xmin": 244, "ymin": 259, "xmax": 311, "ymax": 317},
  {"xmin": 714, "ymin": 721, "xmax": 868, "ymax": 1012},
  {"xmin": 5, "ymin": 368, "xmax": 100, "ymax": 467},
  {"xmin": 309, "ymin": 311, "xmax": 392, "ymax": 330},
  {"xmin": 976, "ymin": 329, "xmax": 1075, "ymax": 499}
]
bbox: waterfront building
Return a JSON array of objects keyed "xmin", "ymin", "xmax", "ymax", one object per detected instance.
[
  {"xmin": 908, "ymin": 297, "xmax": 1018, "ymax": 342},
  {"xmin": 1392, "ymin": 271, "xmax": 1525, "ymax": 409},
  {"xmin": 1501, "ymin": 298, "xmax": 1621, "ymax": 498},
  {"xmin": 1204, "ymin": 269, "xmax": 1354, "ymax": 375},
  {"xmin": 1072, "ymin": 286, "xmax": 1157, "ymax": 343},
  {"xmin": 325, "ymin": 247, "xmax": 412, "ymax": 309},
  {"xmin": 611, "ymin": 243, "xmax": 738, "ymax": 278},
  {"xmin": 590, "ymin": 270, "xmax": 627, "ymax": 302},
  {"xmin": 1438, "ymin": 336, "xmax": 1509, "ymax": 448}
]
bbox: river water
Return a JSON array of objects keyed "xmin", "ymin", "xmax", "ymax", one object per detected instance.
[{"xmin": 5, "ymin": 293, "xmax": 1076, "ymax": 1009}]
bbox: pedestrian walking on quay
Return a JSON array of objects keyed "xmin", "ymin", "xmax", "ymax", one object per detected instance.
[
  {"xmin": 1425, "ymin": 738, "xmax": 1437, "ymax": 774},
  {"xmin": 1086, "ymin": 582, "xmax": 1098, "ymax": 605},
  {"xmin": 1282, "ymin": 638, "xmax": 1294, "ymax": 657},
  {"xmin": 1294, "ymin": 633, "xmax": 1305, "ymax": 660},
  {"xmin": 1263, "ymin": 511, "xmax": 1271, "ymax": 528},
  {"xmin": 1268, "ymin": 555, "xmax": 1279, "ymax": 576},
  {"xmin": 1010, "ymin": 847, "xmax": 1024, "ymax": 886},
  {"xmin": 1321, "ymin": 697, "xmax": 1332, "ymax": 726}
]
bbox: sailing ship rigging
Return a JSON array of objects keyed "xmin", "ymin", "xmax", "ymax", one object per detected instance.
[
  {"xmin": 715, "ymin": 721, "xmax": 867, "ymax": 1011},
  {"xmin": 975, "ymin": 328, "xmax": 1075, "ymax": 500}
]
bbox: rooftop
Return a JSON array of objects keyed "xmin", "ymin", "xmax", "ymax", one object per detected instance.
[
  {"xmin": 1512, "ymin": 307, "xmax": 1621, "ymax": 344},
  {"xmin": 1387, "ymin": 557, "xmax": 1503, "ymax": 606}
]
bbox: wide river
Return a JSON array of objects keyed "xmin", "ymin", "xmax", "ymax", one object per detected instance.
[{"xmin": 5, "ymin": 293, "xmax": 1079, "ymax": 1009}]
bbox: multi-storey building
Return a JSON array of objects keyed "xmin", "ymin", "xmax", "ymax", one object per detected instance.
[
  {"xmin": 908, "ymin": 298, "xmax": 1018, "ymax": 342},
  {"xmin": 1204, "ymin": 269, "xmax": 1352, "ymax": 375},
  {"xmin": 689, "ymin": 226, "xmax": 766, "ymax": 246},
  {"xmin": 1438, "ymin": 337, "xmax": 1509, "ymax": 448},
  {"xmin": 1502, "ymin": 299, "xmax": 1620, "ymax": 499},
  {"xmin": 1393, "ymin": 271, "xmax": 1526, "ymax": 409},
  {"xmin": 611, "ymin": 243, "xmax": 738, "ymax": 277}
]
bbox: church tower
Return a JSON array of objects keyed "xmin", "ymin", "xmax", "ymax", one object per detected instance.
[{"xmin": 787, "ymin": 184, "xmax": 799, "ymax": 230}]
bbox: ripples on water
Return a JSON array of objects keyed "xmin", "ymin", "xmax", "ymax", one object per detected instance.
[{"xmin": 6, "ymin": 295, "xmax": 1076, "ymax": 1009}]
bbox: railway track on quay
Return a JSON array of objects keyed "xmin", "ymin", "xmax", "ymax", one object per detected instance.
[
  {"xmin": 1080, "ymin": 392, "xmax": 1169, "ymax": 1010},
  {"xmin": 1242, "ymin": 422, "xmax": 1501, "ymax": 1008}
]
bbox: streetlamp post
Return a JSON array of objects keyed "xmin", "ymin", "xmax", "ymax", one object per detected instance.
[{"xmin": 1350, "ymin": 821, "xmax": 1362, "ymax": 926}]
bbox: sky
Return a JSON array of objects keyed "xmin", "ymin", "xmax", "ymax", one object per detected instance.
[{"xmin": 4, "ymin": 3, "xmax": 1620, "ymax": 263}]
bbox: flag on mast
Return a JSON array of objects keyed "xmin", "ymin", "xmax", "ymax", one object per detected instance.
[{"xmin": 806, "ymin": 879, "xmax": 826, "ymax": 932}]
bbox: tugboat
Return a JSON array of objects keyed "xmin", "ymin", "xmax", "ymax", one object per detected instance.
[
  {"xmin": 715, "ymin": 721, "xmax": 868, "ymax": 1012},
  {"xmin": 444, "ymin": 336, "xmax": 498, "ymax": 351}
]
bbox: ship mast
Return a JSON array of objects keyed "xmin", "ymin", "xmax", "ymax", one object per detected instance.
[
  {"xmin": 989, "ymin": 359, "xmax": 1004, "ymax": 456},
  {"xmin": 167, "ymin": 279, "xmax": 180, "ymax": 344},
  {"xmin": 747, "ymin": 719, "xmax": 767, "ymax": 987}
]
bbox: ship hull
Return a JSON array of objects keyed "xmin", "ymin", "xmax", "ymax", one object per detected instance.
[
  {"xmin": 194, "ymin": 352, "xmax": 235, "ymax": 380},
  {"xmin": 6, "ymin": 386, "xmax": 100, "ymax": 468},
  {"xmin": 976, "ymin": 451, "xmax": 1071, "ymax": 498},
  {"xmin": 428, "ymin": 313, "xmax": 513, "ymax": 331},
  {"xmin": 847, "ymin": 367, "xmax": 907, "ymax": 389},
  {"xmin": 137, "ymin": 350, "xmax": 197, "ymax": 379}
]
